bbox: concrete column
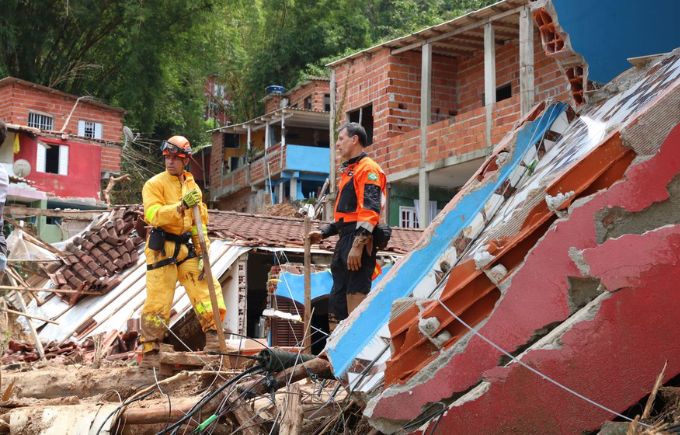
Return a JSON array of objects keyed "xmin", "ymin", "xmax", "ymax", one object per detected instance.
[
  {"xmin": 519, "ymin": 6, "xmax": 535, "ymax": 115},
  {"xmin": 281, "ymin": 110, "xmax": 286, "ymax": 148},
  {"xmin": 264, "ymin": 121, "xmax": 271, "ymax": 150},
  {"xmin": 246, "ymin": 125, "xmax": 252, "ymax": 185},
  {"xmin": 289, "ymin": 174, "xmax": 298, "ymax": 201},
  {"xmin": 419, "ymin": 42, "xmax": 432, "ymax": 228},
  {"xmin": 264, "ymin": 121, "xmax": 272, "ymax": 201},
  {"xmin": 327, "ymin": 69, "xmax": 337, "ymax": 221},
  {"xmin": 280, "ymin": 111, "xmax": 286, "ymax": 170},
  {"xmin": 484, "ymin": 23, "xmax": 496, "ymax": 147},
  {"xmin": 277, "ymin": 181, "xmax": 284, "ymax": 204}
]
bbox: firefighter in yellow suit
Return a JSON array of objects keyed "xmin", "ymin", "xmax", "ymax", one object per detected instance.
[{"xmin": 139, "ymin": 135, "xmax": 225, "ymax": 368}]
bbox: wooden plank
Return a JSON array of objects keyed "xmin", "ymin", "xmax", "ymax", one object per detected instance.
[
  {"xmin": 122, "ymin": 396, "xmax": 220, "ymax": 424},
  {"xmin": 0, "ymin": 306, "xmax": 59, "ymax": 324},
  {"xmin": 484, "ymin": 23, "xmax": 497, "ymax": 148},
  {"xmin": 160, "ymin": 351, "xmax": 224, "ymax": 367},
  {"xmin": 519, "ymin": 5, "xmax": 535, "ymax": 115},
  {"xmin": 192, "ymin": 206, "xmax": 228, "ymax": 354},
  {"xmin": 231, "ymin": 404, "xmax": 261, "ymax": 435},
  {"xmin": 10, "ymin": 288, "xmax": 45, "ymax": 359},
  {"xmin": 391, "ymin": 5, "xmax": 523, "ymax": 55},
  {"xmin": 6, "ymin": 206, "xmax": 105, "ymax": 220},
  {"xmin": 303, "ymin": 217, "xmax": 312, "ymax": 351},
  {"xmin": 0, "ymin": 285, "xmax": 99, "ymax": 295},
  {"xmin": 280, "ymin": 383, "xmax": 303, "ymax": 435}
]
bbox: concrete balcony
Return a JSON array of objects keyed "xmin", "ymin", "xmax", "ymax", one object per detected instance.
[{"xmin": 213, "ymin": 143, "xmax": 330, "ymax": 203}]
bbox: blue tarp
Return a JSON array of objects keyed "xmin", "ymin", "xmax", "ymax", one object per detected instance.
[{"xmin": 274, "ymin": 264, "xmax": 394, "ymax": 305}]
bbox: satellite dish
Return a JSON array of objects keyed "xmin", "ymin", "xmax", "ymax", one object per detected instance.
[
  {"xmin": 123, "ymin": 126, "xmax": 138, "ymax": 146},
  {"xmin": 13, "ymin": 159, "xmax": 31, "ymax": 178}
]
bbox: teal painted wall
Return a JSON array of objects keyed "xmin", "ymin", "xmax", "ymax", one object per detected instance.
[{"xmin": 388, "ymin": 183, "xmax": 457, "ymax": 227}]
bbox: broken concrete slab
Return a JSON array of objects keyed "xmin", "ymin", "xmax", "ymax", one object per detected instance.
[
  {"xmin": 419, "ymin": 224, "xmax": 680, "ymax": 434},
  {"xmin": 365, "ymin": 57, "xmax": 680, "ymax": 427},
  {"xmin": 7, "ymin": 403, "xmax": 120, "ymax": 434}
]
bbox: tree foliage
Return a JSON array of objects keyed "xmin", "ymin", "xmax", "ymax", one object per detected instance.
[{"xmin": 0, "ymin": 0, "xmax": 495, "ymax": 203}]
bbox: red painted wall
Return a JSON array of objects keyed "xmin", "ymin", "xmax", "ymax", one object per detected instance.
[{"xmin": 16, "ymin": 134, "xmax": 102, "ymax": 199}]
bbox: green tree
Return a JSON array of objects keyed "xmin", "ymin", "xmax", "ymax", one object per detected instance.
[{"xmin": 0, "ymin": 0, "xmax": 498, "ymax": 205}]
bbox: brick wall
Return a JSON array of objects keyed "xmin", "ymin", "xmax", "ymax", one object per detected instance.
[
  {"xmin": 215, "ymin": 186, "xmax": 252, "ymax": 212},
  {"xmin": 457, "ymin": 31, "xmax": 570, "ymax": 113},
  {"xmin": 333, "ymin": 25, "xmax": 570, "ymax": 179},
  {"xmin": 249, "ymin": 144, "xmax": 284, "ymax": 185},
  {"xmin": 0, "ymin": 80, "xmax": 124, "ymax": 143},
  {"xmin": 264, "ymin": 94, "xmax": 283, "ymax": 113},
  {"xmin": 334, "ymin": 48, "xmax": 392, "ymax": 145},
  {"xmin": 370, "ymin": 95, "xmax": 519, "ymax": 176},
  {"xmin": 288, "ymin": 80, "xmax": 330, "ymax": 112},
  {"xmin": 263, "ymin": 80, "xmax": 330, "ymax": 114},
  {"xmin": 100, "ymin": 143, "xmax": 122, "ymax": 173}
]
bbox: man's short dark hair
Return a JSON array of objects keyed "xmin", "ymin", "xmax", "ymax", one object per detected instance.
[
  {"xmin": 0, "ymin": 121, "xmax": 6, "ymax": 145},
  {"xmin": 339, "ymin": 122, "xmax": 368, "ymax": 147}
]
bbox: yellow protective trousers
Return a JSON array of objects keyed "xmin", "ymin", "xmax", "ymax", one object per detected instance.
[{"xmin": 140, "ymin": 239, "xmax": 225, "ymax": 352}]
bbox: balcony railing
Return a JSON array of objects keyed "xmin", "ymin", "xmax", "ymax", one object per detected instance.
[
  {"xmin": 378, "ymin": 95, "xmax": 521, "ymax": 176},
  {"xmin": 215, "ymin": 143, "xmax": 330, "ymax": 198}
]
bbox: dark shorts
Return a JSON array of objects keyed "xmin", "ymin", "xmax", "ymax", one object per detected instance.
[{"xmin": 328, "ymin": 231, "xmax": 377, "ymax": 321}]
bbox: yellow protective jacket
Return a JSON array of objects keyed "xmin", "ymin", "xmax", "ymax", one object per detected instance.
[{"xmin": 142, "ymin": 170, "xmax": 209, "ymax": 253}]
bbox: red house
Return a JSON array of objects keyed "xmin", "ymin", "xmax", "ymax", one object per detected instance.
[{"xmin": 0, "ymin": 77, "xmax": 125, "ymax": 202}]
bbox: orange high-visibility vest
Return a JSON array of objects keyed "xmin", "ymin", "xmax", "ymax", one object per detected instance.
[{"xmin": 334, "ymin": 153, "xmax": 386, "ymax": 233}]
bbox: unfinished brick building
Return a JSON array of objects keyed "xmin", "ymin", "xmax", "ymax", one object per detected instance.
[{"xmin": 328, "ymin": 0, "xmax": 573, "ymax": 228}]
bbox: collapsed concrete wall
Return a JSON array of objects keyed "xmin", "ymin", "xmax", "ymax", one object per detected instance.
[{"xmin": 361, "ymin": 53, "xmax": 680, "ymax": 433}]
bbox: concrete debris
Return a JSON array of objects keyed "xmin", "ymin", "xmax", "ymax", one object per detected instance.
[{"xmin": 363, "ymin": 56, "xmax": 680, "ymax": 433}]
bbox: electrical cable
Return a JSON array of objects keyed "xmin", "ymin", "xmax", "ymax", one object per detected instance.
[
  {"xmin": 157, "ymin": 364, "xmax": 264, "ymax": 435},
  {"xmin": 153, "ymin": 365, "xmax": 172, "ymax": 433},
  {"xmin": 95, "ymin": 389, "xmax": 156, "ymax": 435}
]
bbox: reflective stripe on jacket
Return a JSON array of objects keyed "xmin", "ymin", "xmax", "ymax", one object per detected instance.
[{"xmin": 334, "ymin": 153, "xmax": 386, "ymax": 233}]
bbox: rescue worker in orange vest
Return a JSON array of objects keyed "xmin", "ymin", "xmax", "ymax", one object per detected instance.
[
  {"xmin": 139, "ymin": 135, "xmax": 226, "ymax": 368},
  {"xmin": 309, "ymin": 122, "xmax": 387, "ymax": 331}
]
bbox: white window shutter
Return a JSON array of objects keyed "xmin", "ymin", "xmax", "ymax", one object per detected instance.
[
  {"xmin": 94, "ymin": 122, "xmax": 103, "ymax": 139},
  {"xmin": 58, "ymin": 146, "xmax": 69, "ymax": 175},
  {"xmin": 77, "ymin": 120, "xmax": 85, "ymax": 137},
  {"xmin": 429, "ymin": 200, "xmax": 438, "ymax": 222},
  {"xmin": 36, "ymin": 142, "xmax": 46, "ymax": 172}
]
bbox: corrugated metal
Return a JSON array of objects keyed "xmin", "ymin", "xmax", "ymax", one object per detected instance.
[{"xmin": 27, "ymin": 241, "xmax": 249, "ymax": 343}]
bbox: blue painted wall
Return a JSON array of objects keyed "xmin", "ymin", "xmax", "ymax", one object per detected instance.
[
  {"xmin": 274, "ymin": 264, "xmax": 394, "ymax": 306},
  {"xmin": 285, "ymin": 144, "xmax": 330, "ymax": 174},
  {"xmin": 553, "ymin": 0, "xmax": 680, "ymax": 83}
]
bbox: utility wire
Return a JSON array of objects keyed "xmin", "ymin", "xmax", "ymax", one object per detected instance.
[{"xmin": 434, "ymin": 299, "xmax": 653, "ymax": 430}]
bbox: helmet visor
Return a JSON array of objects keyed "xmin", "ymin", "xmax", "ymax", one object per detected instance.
[{"xmin": 161, "ymin": 141, "xmax": 190, "ymax": 158}]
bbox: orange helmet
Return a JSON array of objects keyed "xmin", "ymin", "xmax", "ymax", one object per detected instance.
[{"xmin": 161, "ymin": 135, "xmax": 192, "ymax": 158}]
